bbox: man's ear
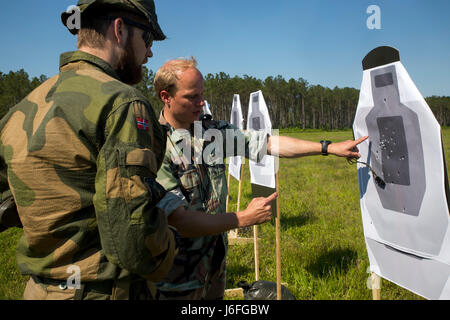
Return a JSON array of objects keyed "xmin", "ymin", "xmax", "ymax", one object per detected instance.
[
  {"xmin": 113, "ymin": 18, "xmax": 128, "ymax": 47},
  {"xmin": 160, "ymin": 90, "xmax": 171, "ymax": 106}
]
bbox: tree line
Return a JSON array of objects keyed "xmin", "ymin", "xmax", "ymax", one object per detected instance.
[
  {"xmin": 0, "ymin": 70, "xmax": 48, "ymax": 119},
  {"xmin": 1, "ymin": 68, "xmax": 450, "ymax": 129}
]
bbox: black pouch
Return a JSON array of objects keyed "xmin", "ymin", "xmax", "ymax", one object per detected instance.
[
  {"xmin": 0, "ymin": 195, "xmax": 22, "ymax": 232},
  {"xmin": 237, "ymin": 280, "xmax": 296, "ymax": 300}
]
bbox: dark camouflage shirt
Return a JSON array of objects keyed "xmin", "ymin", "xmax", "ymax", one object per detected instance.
[{"xmin": 155, "ymin": 113, "xmax": 267, "ymax": 292}]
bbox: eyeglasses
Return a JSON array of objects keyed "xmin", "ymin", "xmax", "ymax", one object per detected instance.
[{"xmin": 101, "ymin": 16, "xmax": 155, "ymax": 48}]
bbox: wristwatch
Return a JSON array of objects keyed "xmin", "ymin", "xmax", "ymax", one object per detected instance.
[{"xmin": 320, "ymin": 140, "xmax": 332, "ymax": 156}]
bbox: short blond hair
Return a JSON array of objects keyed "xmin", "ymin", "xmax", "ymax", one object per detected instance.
[{"xmin": 154, "ymin": 57, "xmax": 198, "ymax": 99}]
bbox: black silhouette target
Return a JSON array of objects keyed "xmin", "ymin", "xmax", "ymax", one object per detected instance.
[{"xmin": 365, "ymin": 65, "xmax": 425, "ymax": 216}]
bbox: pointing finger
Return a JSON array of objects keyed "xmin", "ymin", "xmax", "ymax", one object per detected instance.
[
  {"xmin": 264, "ymin": 192, "xmax": 278, "ymax": 205},
  {"xmin": 354, "ymin": 136, "xmax": 369, "ymax": 146}
]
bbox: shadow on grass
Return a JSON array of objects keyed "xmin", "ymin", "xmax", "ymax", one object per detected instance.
[
  {"xmin": 305, "ymin": 247, "xmax": 358, "ymax": 278},
  {"xmin": 227, "ymin": 263, "xmax": 252, "ymax": 276},
  {"xmin": 277, "ymin": 213, "xmax": 316, "ymax": 230},
  {"xmin": 226, "ymin": 263, "xmax": 253, "ymax": 288}
]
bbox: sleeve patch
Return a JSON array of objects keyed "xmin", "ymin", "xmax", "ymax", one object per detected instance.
[{"xmin": 126, "ymin": 148, "xmax": 158, "ymax": 175}]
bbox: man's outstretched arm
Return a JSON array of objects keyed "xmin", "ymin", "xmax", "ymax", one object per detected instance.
[{"xmin": 267, "ymin": 135, "xmax": 369, "ymax": 159}]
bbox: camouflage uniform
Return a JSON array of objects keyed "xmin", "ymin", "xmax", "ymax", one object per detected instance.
[
  {"xmin": 155, "ymin": 113, "xmax": 267, "ymax": 299},
  {"xmin": 0, "ymin": 51, "xmax": 176, "ymax": 300}
]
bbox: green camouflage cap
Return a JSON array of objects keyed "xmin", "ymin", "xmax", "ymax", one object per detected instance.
[{"xmin": 61, "ymin": 0, "xmax": 166, "ymax": 40}]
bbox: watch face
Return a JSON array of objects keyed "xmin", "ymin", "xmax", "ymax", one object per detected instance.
[{"xmin": 321, "ymin": 141, "xmax": 331, "ymax": 155}]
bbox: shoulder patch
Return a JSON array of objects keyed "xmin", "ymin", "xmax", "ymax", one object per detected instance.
[{"xmin": 136, "ymin": 117, "xmax": 149, "ymax": 131}]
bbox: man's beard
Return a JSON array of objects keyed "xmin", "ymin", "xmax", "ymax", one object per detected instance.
[{"xmin": 116, "ymin": 40, "xmax": 143, "ymax": 85}]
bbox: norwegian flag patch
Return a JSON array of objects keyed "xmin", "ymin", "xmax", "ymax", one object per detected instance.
[{"xmin": 136, "ymin": 117, "xmax": 149, "ymax": 131}]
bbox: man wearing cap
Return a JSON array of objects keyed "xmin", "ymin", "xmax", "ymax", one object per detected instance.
[{"xmin": 0, "ymin": 0, "xmax": 177, "ymax": 300}]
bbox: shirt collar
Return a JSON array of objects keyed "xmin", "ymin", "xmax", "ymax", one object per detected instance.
[
  {"xmin": 59, "ymin": 51, "xmax": 120, "ymax": 80},
  {"xmin": 158, "ymin": 110, "xmax": 170, "ymax": 129},
  {"xmin": 159, "ymin": 111, "xmax": 186, "ymax": 143}
]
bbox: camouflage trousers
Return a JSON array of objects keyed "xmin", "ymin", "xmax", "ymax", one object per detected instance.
[
  {"xmin": 23, "ymin": 275, "xmax": 156, "ymax": 300},
  {"xmin": 157, "ymin": 239, "xmax": 227, "ymax": 300},
  {"xmin": 157, "ymin": 261, "xmax": 226, "ymax": 300}
]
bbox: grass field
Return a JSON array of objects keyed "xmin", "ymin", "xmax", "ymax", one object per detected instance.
[
  {"xmin": 225, "ymin": 128, "xmax": 450, "ymax": 300},
  {"xmin": 1, "ymin": 128, "xmax": 449, "ymax": 300}
]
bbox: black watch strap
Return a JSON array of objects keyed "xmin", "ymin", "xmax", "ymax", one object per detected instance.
[{"xmin": 320, "ymin": 140, "xmax": 332, "ymax": 156}]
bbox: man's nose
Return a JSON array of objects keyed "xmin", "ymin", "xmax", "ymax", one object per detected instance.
[{"xmin": 146, "ymin": 47, "xmax": 153, "ymax": 58}]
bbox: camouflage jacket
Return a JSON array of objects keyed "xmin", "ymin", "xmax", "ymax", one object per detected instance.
[
  {"xmin": 155, "ymin": 113, "xmax": 267, "ymax": 292},
  {"xmin": 0, "ymin": 51, "xmax": 175, "ymax": 282}
]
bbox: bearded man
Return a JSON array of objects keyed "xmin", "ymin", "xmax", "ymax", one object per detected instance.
[{"xmin": 0, "ymin": 0, "xmax": 177, "ymax": 300}]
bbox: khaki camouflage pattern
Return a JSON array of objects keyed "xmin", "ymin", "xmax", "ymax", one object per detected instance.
[
  {"xmin": 155, "ymin": 113, "xmax": 268, "ymax": 295},
  {"xmin": 0, "ymin": 51, "xmax": 175, "ymax": 284}
]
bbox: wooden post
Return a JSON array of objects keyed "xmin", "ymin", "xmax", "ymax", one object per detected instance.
[
  {"xmin": 226, "ymin": 171, "xmax": 238, "ymax": 239},
  {"xmin": 235, "ymin": 165, "xmax": 244, "ymax": 238},
  {"xmin": 371, "ymin": 273, "xmax": 381, "ymax": 300},
  {"xmin": 254, "ymin": 225, "xmax": 260, "ymax": 281},
  {"xmin": 275, "ymin": 173, "xmax": 281, "ymax": 300},
  {"xmin": 226, "ymin": 172, "xmax": 231, "ymax": 213}
]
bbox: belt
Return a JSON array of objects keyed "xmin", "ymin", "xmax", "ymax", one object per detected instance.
[
  {"xmin": 33, "ymin": 275, "xmax": 115, "ymax": 298},
  {"xmin": 32, "ymin": 275, "xmax": 151, "ymax": 300}
]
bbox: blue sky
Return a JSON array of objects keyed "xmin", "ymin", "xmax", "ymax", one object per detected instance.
[{"xmin": 0, "ymin": 0, "xmax": 449, "ymax": 97}]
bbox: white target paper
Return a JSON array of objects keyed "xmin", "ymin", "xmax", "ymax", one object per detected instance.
[
  {"xmin": 229, "ymin": 94, "xmax": 244, "ymax": 181},
  {"xmin": 247, "ymin": 91, "xmax": 275, "ymax": 188},
  {"xmin": 353, "ymin": 47, "xmax": 450, "ymax": 299},
  {"xmin": 203, "ymin": 100, "xmax": 212, "ymax": 116}
]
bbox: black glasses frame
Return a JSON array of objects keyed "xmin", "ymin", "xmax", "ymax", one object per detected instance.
[{"xmin": 101, "ymin": 16, "xmax": 154, "ymax": 48}]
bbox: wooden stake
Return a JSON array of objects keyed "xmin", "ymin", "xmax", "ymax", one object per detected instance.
[
  {"xmin": 228, "ymin": 236, "xmax": 253, "ymax": 245},
  {"xmin": 275, "ymin": 172, "xmax": 281, "ymax": 300},
  {"xmin": 371, "ymin": 273, "xmax": 381, "ymax": 300},
  {"xmin": 226, "ymin": 172, "xmax": 238, "ymax": 239},
  {"xmin": 254, "ymin": 225, "xmax": 260, "ymax": 281},
  {"xmin": 224, "ymin": 288, "xmax": 244, "ymax": 300},
  {"xmin": 235, "ymin": 165, "xmax": 244, "ymax": 238},
  {"xmin": 226, "ymin": 172, "xmax": 231, "ymax": 213}
]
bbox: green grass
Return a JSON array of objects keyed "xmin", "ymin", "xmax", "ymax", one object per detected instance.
[
  {"xmin": 1, "ymin": 128, "xmax": 449, "ymax": 300},
  {"xmin": 225, "ymin": 128, "xmax": 450, "ymax": 300},
  {"xmin": 0, "ymin": 228, "xmax": 28, "ymax": 299}
]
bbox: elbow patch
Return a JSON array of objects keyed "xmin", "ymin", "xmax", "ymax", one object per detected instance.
[
  {"xmin": 106, "ymin": 148, "xmax": 158, "ymax": 203},
  {"xmin": 126, "ymin": 148, "xmax": 158, "ymax": 177}
]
